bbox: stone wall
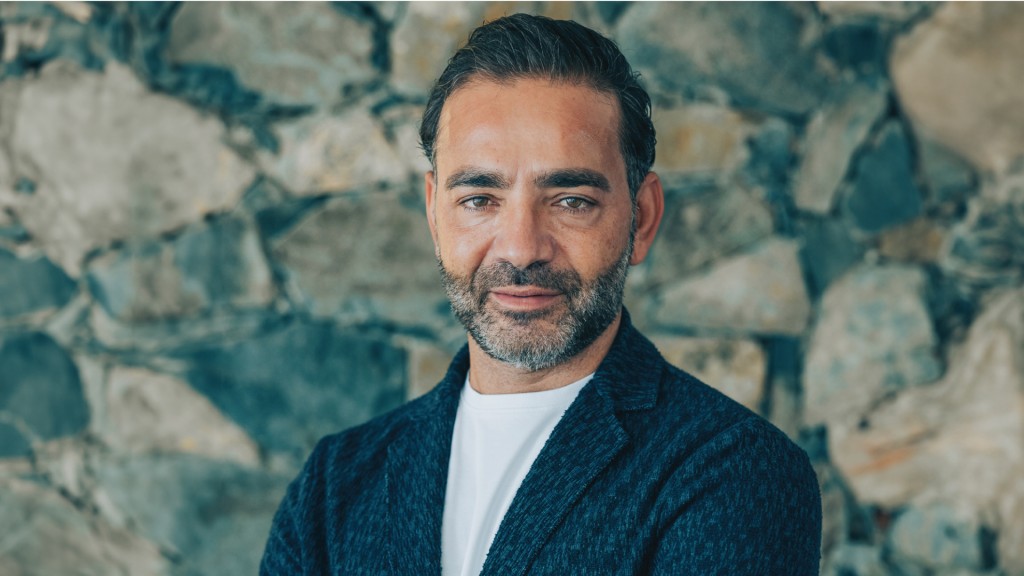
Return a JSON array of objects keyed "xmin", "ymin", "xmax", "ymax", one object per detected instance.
[{"xmin": 0, "ymin": 3, "xmax": 1021, "ymax": 575}]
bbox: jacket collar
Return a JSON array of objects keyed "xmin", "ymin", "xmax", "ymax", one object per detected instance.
[{"xmin": 385, "ymin": 309, "xmax": 665, "ymax": 575}]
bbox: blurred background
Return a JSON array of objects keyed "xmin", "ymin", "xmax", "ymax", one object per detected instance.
[{"xmin": 0, "ymin": 2, "xmax": 1022, "ymax": 575}]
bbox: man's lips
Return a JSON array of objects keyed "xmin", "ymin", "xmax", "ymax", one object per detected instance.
[{"xmin": 489, "ymin": 286, "xmax": 562, "ymax": 310}]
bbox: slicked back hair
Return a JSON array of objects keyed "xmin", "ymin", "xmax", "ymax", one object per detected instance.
[{"xmin": 419, "ymin": 13, "xmax": 656, "ymax": 199}]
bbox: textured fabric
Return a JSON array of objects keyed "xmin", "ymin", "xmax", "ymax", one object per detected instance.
[
  {"xmin": 260, "ymin": 311, "xmax": 822, "ymax": 575},
  {"xmin": 443, "ymin": 374, "xmax": 590, "ymax": 576}
]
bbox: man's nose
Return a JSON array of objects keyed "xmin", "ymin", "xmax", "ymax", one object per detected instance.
[{"xmin": 490, "ymin": 201, "xmax": 555, "ymax": 270}]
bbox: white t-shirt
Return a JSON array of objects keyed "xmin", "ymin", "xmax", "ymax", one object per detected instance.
[{"xmin": 441, "ymin": 373, "xmax": 592, "ymax": 576}]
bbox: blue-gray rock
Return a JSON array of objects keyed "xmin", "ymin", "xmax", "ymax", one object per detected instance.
[
  {"xmin": 799, "ymin": 218, "xmax": 865, "ymax": 297},
  {"xmin": 888, "ymin": 504, "xmax": 988, "ymax": 571},
  {"xmin": 87, "ymin": 214, "xmax": 274, "ymax": 324},
  {"xmin": 803, "ymin": 264, "xmax": 942, "ymax": 426},
  {"xmin": 0, "ymin": 421, "xmax": 31, "ymax": 458},
  {"xmin": 0, "ymin": 247, "xmax": 76, "ymax": 321},
  {"xmin": 793, "ymin": 79, "xmax": 889, "ymax": 214},
  {"xmin": 941, "ymin": 191, "xmax": 1024, "ymax": 289},
  {"xmin": 641, "ymin": 185, "xmax": 774, "ymax": 290},
  {"xmin": 0, "ymin": 478, "xmax": 170, "ymax": 575},
  {"xmin": 891, "ymin": 2, "xmax": 1024, "ymax": 172},
  {"xmin": 651, "ymin": 238, "xmax": 811, "ymax": 336},
  {"xmin": 919, "ymin": 138, "xmax": 976, "ymax": 209},
  {"xmin": 842, "ymin": 121, "xmax": 923, "ymax": 234},
  {"xmin": 617, "ymin": 2, "xmax": 833, "ymax": 116},
  {"xmin": 182, "ymin": 320, "xmax": 406, "ymax": 461},
  {"xmin": 95, "ymin": 454, "xmax": 289, "ymax": 576},
  {"xmin": 822, "ymin": 543, "xmax": 888, "ymax": 576},
  {"xmin": 270, "ymin": 191, "xmax": 450, "ymax": 329},
  {"xmin": 0, "ymin": 332, "xmax": 89, "ymax": 441},
  {"xmin": 167, "ymin": 3, "xmax": 378, "ymax": 107}
]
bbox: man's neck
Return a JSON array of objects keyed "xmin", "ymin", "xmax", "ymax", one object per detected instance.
[{"xmin": 466, "ymin": 313, "xmax": 622, "ymax": 395}]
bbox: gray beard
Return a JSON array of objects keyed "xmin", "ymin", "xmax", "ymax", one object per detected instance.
[{"xmin": 438, "ymin": 246, "xmax": 631, "ymax": 372}]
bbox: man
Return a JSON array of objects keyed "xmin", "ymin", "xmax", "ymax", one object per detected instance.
[{"xmin": 262, "ymin": 14, "xmax": 821, "ymax": 576}]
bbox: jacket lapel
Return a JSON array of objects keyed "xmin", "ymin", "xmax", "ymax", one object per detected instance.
[
  {"xmin": 479, "ymin": 380, "xmax": 629, "ymax": 576},
  {"xmin": 384, "ymin": 348, "xmax": 467, "ymax": 576},
  {"xmin": 480, "ymin": 312, "xmax": 663, "ymax": 576}
]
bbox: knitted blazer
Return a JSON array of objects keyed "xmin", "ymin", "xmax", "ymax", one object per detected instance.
[{"xmin": 261, "ymin": 311, "xmax": 822, "ymax": 575}]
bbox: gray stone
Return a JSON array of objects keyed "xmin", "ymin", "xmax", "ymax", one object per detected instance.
[
  {"xmin": 891, "ymin": 2, "xmax": 1024, "ymax": 173},
  {"xmin": 649, "ymin": 335, "xmax": 766, "ymax": 412},
  {"xmin": 940, "ymin": 189, "xmax": 1024, "ymax": 290},
  {"xmin": 258, "ymin": 110, "xmax": 406, "ymax": 197},
  {"xmin": 87, "ymin": 215, "xmax": 274, "ymax": 324},
  {"xmin": 793, "ymin": 80, "xmax": 889, "ymax": 214},
  {"xmin": 919, "ymin": 138, "xmax": 976, "ymax": 208},
  {"xmin": 888, "ymin": 504, "xmax": 986, "ymax": 571},
  {"xmin": 652, "ymin": 103, "xmax": 756, "ymax": 178},
  {"xmin": 817, "ymin": 1, "xmax": 934, "ymax": 22},
  {"xmin": 877, "ymin": 218, "xmax": 947, "ymax": 264},
  {"xmin": 389, "ymin": 2, "xmax": 487, "ymax": 96},
  {"xmin": 0, "ymin": 332, "xmax": 89, "ymax": 442},
  {"xmin": 822, "ymin": 543, "xmax": 888, "ymax": 576},
  {"xmin": 641, "ymin": 185, "xmax": 774, "ymax": 290},
  {"xmin": 0, "ymin": 478, "xmax": 169, "ymax": 576},
  {"xmin": 0, "ymin": 247, "xmax": 76, "ymax": 322},
  {"xmin": 828, "ymin": 288, "xmax": 1024, "ymax": 571},
  {"xmin": 88, "ymin": 305, "xmax": 276, "ymax": 354},
  {"xmin": 167, "ymin": 3, "xmax": 377, "ymax": 107},
  {"xmin": 843, "ymin": 122, "xmax": 923, "ymax": 234},
  {"xmin": 0, "ymin": 62, "xmax": 254, "ymax": 275},
  {"xmin": 99, "ymin": 366, "xmax": 260, "ymax": 465},
  {"xmin": 803, "ymin": 264, "xmax": 941, "ymax": 426},
  {"xmin": 181, "ymin": 320, "xmax": 407, "ymax": 461},
  {"xmin": 816, "ymin": 463, "xmax": 850, "ymax": 562},
  {"xmin": 0, "ymin": 421, "xmax": 31, "ymax": 458},
  {"xmin": 652, "ymin": 238, "xmax": 811, "ymax": 336},
  {"xmin": 95, "ymin": 454, "xmax": 288, "ymax": 576},
  {"xmin": 798, "ymin": 218, "xmax": 864, "ymax": 297},
  {"xmin": 617, "ymin": 2, "xmax": 832, "ymax": 115},
  {"xmin": 271, "ymin": 191, "xmax": 450, "ymax": 329},
  {"xmin": 397, "ymin": 336, "xmax": 455, "ymax": 401}
]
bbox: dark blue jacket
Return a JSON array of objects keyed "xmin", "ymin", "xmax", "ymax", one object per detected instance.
[{"xmin": 261, "ymin": 313, "xmax": 822, "ymax": 575}]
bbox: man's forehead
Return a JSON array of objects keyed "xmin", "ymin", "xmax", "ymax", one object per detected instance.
[{"xmin": 434, "ymin": 77, "xmax": 622, "ymax": 165}]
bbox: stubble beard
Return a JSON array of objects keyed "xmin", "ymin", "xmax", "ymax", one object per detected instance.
[{"xmin": 438, "ymin": 244, "xmax": 632, "ymax": 372}]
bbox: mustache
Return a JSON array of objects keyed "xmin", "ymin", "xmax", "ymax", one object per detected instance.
[{"xmin": 471, "ymin": 262, "xmax": 582, "ymax": 301}]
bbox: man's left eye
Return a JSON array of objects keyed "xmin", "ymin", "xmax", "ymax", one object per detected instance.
[{"xmin": 558, "ymin": 197, "xmax": 591, "ymax": 210}]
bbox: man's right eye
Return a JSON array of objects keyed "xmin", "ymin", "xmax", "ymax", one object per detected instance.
[{"xmin": 462, "ymin": 196, "xmax": 492, "ymax": 209}]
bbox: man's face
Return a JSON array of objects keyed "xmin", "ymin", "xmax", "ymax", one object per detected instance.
[{"xmin": 425, "ymin": 78, "xmax": 647, "ymax": 371}]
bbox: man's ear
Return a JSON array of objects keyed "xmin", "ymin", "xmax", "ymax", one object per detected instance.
[
  {"xmin": 629, "ymin": 172, "xmax": 665, "ymax": 266},
  {"xmin": 424, "ymin": 171, "xmax": 438, "ymax": 248}
]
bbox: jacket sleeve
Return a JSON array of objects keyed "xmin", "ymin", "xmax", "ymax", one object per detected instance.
[
  {"xmin": 648, "ymin": 418, "xmax": 822, "ymax": 575},
  {"xmin": 260, "ymin": 472, "xmax": 306, "ymax": 575}
]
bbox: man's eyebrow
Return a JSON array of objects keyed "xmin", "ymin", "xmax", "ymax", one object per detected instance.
[
  {"xmin": 535, "ymin": 169, "xmax": 611, "ymax": 192},
  {"xmin": 445, "ymin": 169, "xmax": 510, "ymax": 191}
]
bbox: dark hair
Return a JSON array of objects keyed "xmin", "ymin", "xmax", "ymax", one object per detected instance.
[{"xmin": 419, "ymin": 14, "xmax": 656, "ymax": 198}]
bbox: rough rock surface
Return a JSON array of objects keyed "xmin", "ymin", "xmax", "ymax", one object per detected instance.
[
  {"xmin": 94, "ymin": 454, "xmax": 288, "ymax": 576},
  {"xmin": 793, "ymin": 80, "xmax": 889, "ymax": 214},
  {"xmin": 829, "ymin": 288, "xmax": 1024, "ymax": 571},
  {"xmin": 0, "ymin": 62, "xmax": 253, "ymax": 275},
  {"xmin": 804, "ymin": 265, "xmax": 942, "ymax": 426},
  {"xmin": 617, "ymin": 2, "xmax": 832, "ymax": 115},
  {"xmin": 0, "ymin": 332, "xmax": 89, "ymax": 443},
  {"xmin": 100, "ymin": 366, "xmax": 260, "ymax": 465},
  {"xmin": 652, "ymin": 237, "xmax": 811, "ymax": 336},
  {"xmin": 181, "ymin": 320, "xmax": 407, "ymax": 461},
  {"xmin": 271, "ymin": 191, "xmax": 449, "ymax": 328},
  {"xmin": 652, "ymin": 103, "xmax": 755, "ymax": 177},
  {"xmin": 87, "ymin": 215, "xmax": 275, "ymax": 324},
  {"xmin": 642, "ymin": 185, "xmax": 774, "ymax": 290},
  {"xmin": 842, "ymin": 122, "xmax": 923, "ymax": 234},
  {"xmin": 0, "ymin": 247, "xmax": 76, "ymax": 322},
  {"xmin": 650, "ymin": 335, "xmax": 766, "ymax": 412},
  {"xmin": 0, "ymin": 478, "xmax": 169, "ymax": 576},
  {"xmin": 167, "ymin": 3, "xmax": 377, "ymax": 107},
  {"xmin": 259, "ymin": 110, "xmax": 406, "ymax": 196},
  {"xmin": 891, "ymin": 2, "xmax": 1024, "ymax": 173}
]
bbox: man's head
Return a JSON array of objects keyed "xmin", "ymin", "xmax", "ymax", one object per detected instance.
[
  {"xmin": 422, "ymin": 15, "xmax": 663, "ymax": 373},
  {"xmin": 420, "ymin": 14, "xmax": 656, "ymax": 199}
]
